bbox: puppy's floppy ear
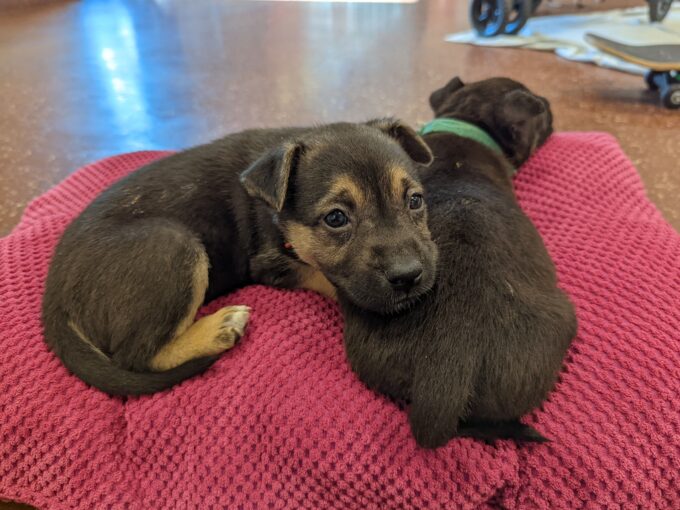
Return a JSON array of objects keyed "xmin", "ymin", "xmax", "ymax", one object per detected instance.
[
  {"xmin": 429, "ymin": 76, "xmax": 465, "ymax": 112},
  {"xmin": 240, "ymin": 142, "xmax": 303, "ymax": 211},
  {"xmin": 495, "ymin": 89, "xmax": 552, "ymax": 166},
  {"xmin": 498, "ymin": 89, "xmax": 547, "ymax": 129},
  {"xmin": 366, "ymin": 118, "xmax": 434, "ymax": 166}
]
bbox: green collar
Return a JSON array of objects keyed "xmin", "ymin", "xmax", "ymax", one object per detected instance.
[{"xmin": 418, "ymin": 118, "xmax": 503, "ymax": 154}]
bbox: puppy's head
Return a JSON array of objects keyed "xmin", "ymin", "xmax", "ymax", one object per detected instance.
[
  {"xmin": 241, "ymin": 119, "xmax": 438, "ymax": 314},
  {"xmin": 429, "ymin": 77, "xmax": 553, "ymax": 167}
]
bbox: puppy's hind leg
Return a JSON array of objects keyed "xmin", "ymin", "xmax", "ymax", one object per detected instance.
[
  {"xmin": 145, "ymin": 237, "xmax": 248, "ymax": 372},
  {"xmin": 409, "ymin": 347, "xmax": 478, "ymax": 449}
]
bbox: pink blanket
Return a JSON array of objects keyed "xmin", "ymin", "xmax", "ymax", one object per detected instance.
[{"xmin": 1, "ymin": 133, "xmax": 678, "ymax": 509}]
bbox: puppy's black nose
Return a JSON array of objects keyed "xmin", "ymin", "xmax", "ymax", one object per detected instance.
[{"xmin": 386, "ymin": 261, "xmax": 423, "ymax": 291}]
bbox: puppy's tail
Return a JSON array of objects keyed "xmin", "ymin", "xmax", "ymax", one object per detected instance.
[
  {"xmin": 458, "ymin": 420, "xmax": 549, "ymax": 444},
  {"xmin": 48, "ymin": 319, "xmax": 219, "ymax": 396}
]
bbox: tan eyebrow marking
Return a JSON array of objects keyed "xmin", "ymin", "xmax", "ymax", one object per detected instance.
[
  {"xmin": 389, "ymin": 166, "xmax": 418, "ymax": 201},
  {"xmin": 327, "ymin": 174, "xmax": 366, "ymax": 209}
]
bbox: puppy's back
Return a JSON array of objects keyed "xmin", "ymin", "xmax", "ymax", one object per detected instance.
[{"xmin": 427, "ymin": 170, "xmax": 575, "ymax": 412}]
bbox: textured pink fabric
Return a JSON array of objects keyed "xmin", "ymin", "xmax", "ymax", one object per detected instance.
[{"xmin": 0, "ymin": 133, "xmax": 678, "ymax": 509}]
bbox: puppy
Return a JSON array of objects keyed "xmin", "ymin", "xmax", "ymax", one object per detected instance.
[
  {"xmin": 340, "ymin": 78, "xmax": 577, "ymax": 448},
  {"xmin": 42, "ymin": 120, "xmax": 438, "ymax": 395}
]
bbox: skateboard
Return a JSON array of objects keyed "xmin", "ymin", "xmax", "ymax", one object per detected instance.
[{"xmin": 585, "ymin": 33, "xmax": 680, "ymax": 109}]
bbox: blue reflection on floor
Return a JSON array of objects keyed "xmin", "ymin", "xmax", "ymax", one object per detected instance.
[{"xmin": 79, "ymin": 0, "xmax": 155, "ymax": 151}]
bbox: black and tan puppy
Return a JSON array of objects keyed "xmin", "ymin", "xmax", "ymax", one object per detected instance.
[
  {"xmin": 42, "ymin": 120, "xmax": 438, "ymax": 395},
  {"xmin": 341, "ymin": 78, "xmax": 577, "ymax": 448}
]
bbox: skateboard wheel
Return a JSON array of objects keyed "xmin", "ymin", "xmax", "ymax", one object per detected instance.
[
  {"xmin": 470, "ymin": 0, "xmax": 508, "ymax": 38},
  {"xmin": 661, "ymin": 84, "xmax": 680, "ymax": 109},
  {"xmin": 648, "ymin": 0, "xmax": 673, "ymax": 23},
  {"xmin": 645, "ymin": 70, "xmax": 661, "ymax": 91},
  {"xmin": 503, "ymin": 0, "xmax": 532, "ymax": 35}
]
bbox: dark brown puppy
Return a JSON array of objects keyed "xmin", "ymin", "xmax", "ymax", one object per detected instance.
[
  {"xmin": 42, "ymin": 120, "xmax": 438, "ymax": 395},
  {"xmin": 341, "ymin": 78, "xmax": 577, "ymax": 448}
]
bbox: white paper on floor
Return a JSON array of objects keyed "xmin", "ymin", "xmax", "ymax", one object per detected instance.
[{"xmin": 446, "ymin": 5, "xmax": 680, "ymax": 75}]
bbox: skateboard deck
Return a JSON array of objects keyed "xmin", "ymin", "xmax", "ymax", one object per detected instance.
[{"xmin": 585, "ymin": 33, "xmax": 680, "ymax": 71}]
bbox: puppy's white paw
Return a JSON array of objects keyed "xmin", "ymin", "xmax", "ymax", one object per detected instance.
[{"xmin": 215, "ymin": 305, "xmax": 250, "ymax": 348}]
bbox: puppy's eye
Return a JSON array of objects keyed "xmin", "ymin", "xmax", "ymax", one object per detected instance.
[
  {"xmin": 324, "ymin": 209, "xmax": 348, "ymax": 228},
  {"xmin": 409, "ymin": 193, "xmax": 424, "ymax": 210}
]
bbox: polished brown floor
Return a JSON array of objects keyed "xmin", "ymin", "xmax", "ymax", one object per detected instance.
[
  {"xmin": 0, "ymin": 0, "xmax": 677, "ymax": 508},
  {"xmin": 0, "ymin": 0, "xmax": 678, "ymax": 239}
]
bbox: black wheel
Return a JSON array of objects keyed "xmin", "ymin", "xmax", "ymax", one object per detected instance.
[
  {"xmin": 503, "ymin": 0, "xmax": 532, "ymax": 35},
  {"xmin": 648, "ymin": 0, "xmax": 673, "ymax": 22},
  {"xmin": 530, "ymin": 0, "xmax": 542, "ymax": 13},
  {"xmin": 661, "ymin": 84, "xmax": 680, "ymax": 109},
  {"xmin": 470, "ymin": 0, "xmax": 508, "ymax": 38},
  {"xmin": 645, "ymin": 70, "xmax": 661, "ymax": 90}
]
